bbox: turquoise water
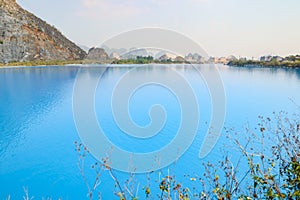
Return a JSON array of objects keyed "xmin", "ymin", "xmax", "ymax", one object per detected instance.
[{"xmin": 0, "ymin": 65, "xmax": 300, "ymax": 199}]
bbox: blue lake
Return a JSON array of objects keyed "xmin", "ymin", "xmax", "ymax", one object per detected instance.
[{"xmin": 0, "ymin": 65, "xmax": 300, "ymax": 199}]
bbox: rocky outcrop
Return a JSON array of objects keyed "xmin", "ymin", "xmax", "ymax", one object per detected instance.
[
  {"xmin": 0, "ymin": 0, "xmax": 86, "ymax": 63},
  {"xmin": 86, "ymin": 47, "xmax": 109, "ymax": 61},
  {"xmin": 158, "ymin": 53, "xmax": 177, "ymax": 62}
]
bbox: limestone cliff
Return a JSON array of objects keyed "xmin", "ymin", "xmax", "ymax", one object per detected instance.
[
  {"xmin": 0, "ymin": 0, "xmax": 87, "ymax": 63},
  {"xmin": 86, "ymin": 47, "xmax": 109, "ymax": 61}
]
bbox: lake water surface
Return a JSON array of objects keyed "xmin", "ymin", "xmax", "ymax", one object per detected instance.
[{"xmin": 0, "ymin": 65, "xmax": 300, "ymax": 199}]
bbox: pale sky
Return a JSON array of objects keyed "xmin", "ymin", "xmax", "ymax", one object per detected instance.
[{"xmin": 17, "ymin": 0, "xmax": 300, "ymax": 58}]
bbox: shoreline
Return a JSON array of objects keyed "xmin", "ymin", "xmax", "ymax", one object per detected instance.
[
  {"xmin": 227, "ymin": 64, "xmax": 300, "ymax": 70},
  {"xmin": 227, "ymin": 60, "xmax": 300, "ymax": 69},
  {"xmin": 1, "ymin": 61, "xmax": 300, "ymax": 70}
]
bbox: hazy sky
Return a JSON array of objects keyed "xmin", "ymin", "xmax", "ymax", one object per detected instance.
[{"xmin": 17, "ymin": 0, "xmax": 300, "ymax": 58}]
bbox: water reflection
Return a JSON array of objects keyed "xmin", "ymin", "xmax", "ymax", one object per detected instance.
[
  {"xmin": 0, "ymin": 66, "xmax": 78, "ymax": 155},
  {"xmin": 0, "ymin": 65, "xmax": 299, "ymax": 199},
  {"xmin": 225, "ymin": 65, "xmax": 300, "ymax": 81}
]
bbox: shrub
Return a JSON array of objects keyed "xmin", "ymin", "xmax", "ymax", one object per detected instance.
[{"xmin": 74, "ymin": 109, "xmax": 300, "ymax": 199}]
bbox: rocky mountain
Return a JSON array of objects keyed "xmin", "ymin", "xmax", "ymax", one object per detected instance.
[
  {"xmin": 158, "ymin": 53, "xmax": 177, "ymax": 62},
  {"xmin": 0, "ymin": 0, "xmax": 86, "ymax": 63},
  {"xmin": 86, "ymin": 47, "xmax": 109, "ymax": 61},
  {"xmin": 121, "ymin": 48, "xmax": 149, "ymax": 59},
  {"xmin": 101, "ymin": 45, "xmax": 127, "ymax": 56}
]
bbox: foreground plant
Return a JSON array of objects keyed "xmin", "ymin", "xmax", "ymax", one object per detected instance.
[
  {"xmin": 75, "ymin": 142, "xmax": 139, "ymax": 200},
  {"xmin": 169, "ymin": 110, "xmax": 300, "ymax": 199},
  {"xmin": 75, "ymin": 110, "xmax": 300, "ymax": 199}
]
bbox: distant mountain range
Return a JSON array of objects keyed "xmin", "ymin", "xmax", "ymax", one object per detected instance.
[{"xmin": 1, "ymin": 0, "xmax": 297, "ymax": 67}]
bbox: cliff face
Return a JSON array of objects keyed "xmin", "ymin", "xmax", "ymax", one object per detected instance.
[
  {"xmin": 86, "ymin": 47, "xmax": 109, "ymax": 61},
  {"xmin": 0, "ymin": 0, "xmax": 87, "ymax": 63}
]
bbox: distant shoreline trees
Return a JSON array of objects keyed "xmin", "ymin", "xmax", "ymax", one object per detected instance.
[{"xmin": 228, "ymin": 55, "xmax": 300, "ymax": 68}]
